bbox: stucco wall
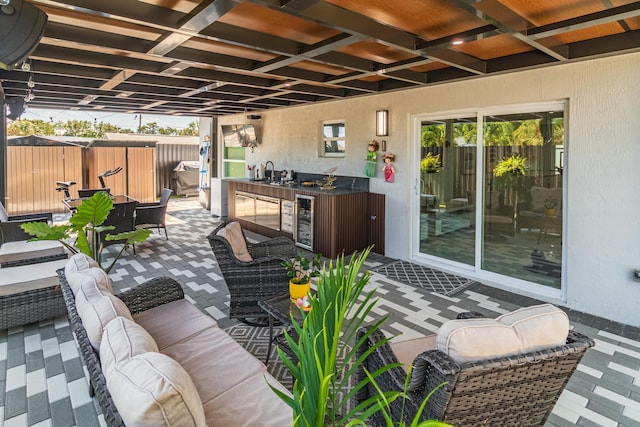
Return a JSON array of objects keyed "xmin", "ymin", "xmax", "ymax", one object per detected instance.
[{"xmin": 218, "ymin": 52, "xmax": 640, "ymax": 326}]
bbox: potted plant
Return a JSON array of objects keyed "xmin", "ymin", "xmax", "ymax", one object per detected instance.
[
  {"xmin": 420, "ymin": 152, "xmax": 441, "ymax": 175},
  {"xmin": 544, "ymin": 197, "xmax": 557, "ymax": 217},
  {"xmin": 21, "ymin": 191, "xmax": 151, "ymax": 273},
  {"xmin": 420, "ymin": 153, "xmax": 442, "ymax": 194},
  {"xmin": 280, "ymin": 251, "xmax": 323, "ymax": 301},
  {"xmin": 270, "ymin": 248, "xmax": 452, "ymax": 427},
  {"xmin": 493, "ymin": 154, "xmax": 532, "ymax": 215}
]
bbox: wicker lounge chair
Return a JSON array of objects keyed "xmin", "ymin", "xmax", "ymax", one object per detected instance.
[
  {"xmin": 134, "ymin": 188, "xmax": 173, "ymax": 239},
  {"xmin": 208, "ymin": 221, "xmax": 297, "ymax": 324},
  {"xmin": 356, "ymin": 311, "xmax": 595, "ymax": 427},
  {"xmin": 0, "ymin": 201, "xmax": 54, "ymax": 244}
]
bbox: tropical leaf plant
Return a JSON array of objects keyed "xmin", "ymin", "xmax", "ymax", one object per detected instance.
[{"xmin": 21, "ymin": 191, "xmax": 151, "ymax": 273}]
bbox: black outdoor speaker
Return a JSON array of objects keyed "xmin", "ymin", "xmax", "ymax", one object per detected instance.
[
  {"xmin": 5, "ymin": 97, "xmax": 25, "ymax": 120},
  {"xmin": 0, "ymin": 0, "xmax": 48, "ymax": 70}
]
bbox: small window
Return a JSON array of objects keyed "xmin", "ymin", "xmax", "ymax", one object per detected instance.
[{"xmin": 322, "ymin": 121, "xmax": 345, "ymax": 157}]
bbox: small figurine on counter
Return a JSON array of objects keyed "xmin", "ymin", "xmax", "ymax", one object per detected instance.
[
  {"xmin": 364, "ymin": 140, "xmax": 379, "ymax": 177},
  {"xmin": 383, "ymin": 152, "xmax": 396, "ymax": 183}
]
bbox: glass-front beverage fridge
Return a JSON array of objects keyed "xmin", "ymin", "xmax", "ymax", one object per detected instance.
[{"xmin": 295, "ymin": 195, "xmax": 314, "ymax": 250}]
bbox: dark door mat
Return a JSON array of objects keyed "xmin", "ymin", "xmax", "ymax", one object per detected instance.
[{"xmin": 374, "ymin": 261, "xmax": 479, "ymax": 296}]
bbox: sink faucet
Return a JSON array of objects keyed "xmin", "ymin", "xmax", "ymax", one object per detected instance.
[{"xmin": 265, "ymin": 160, "xmax": 275, "ymax": 182}]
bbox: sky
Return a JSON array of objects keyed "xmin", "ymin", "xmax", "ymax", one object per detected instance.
[{"xmin": 22, "ymin": 108, "xmax": 199, "ymax": 131}]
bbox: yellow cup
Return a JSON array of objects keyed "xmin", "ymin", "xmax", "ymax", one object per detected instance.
[{"xmin": 289, "ymin": 281, "xmax": 310, "ymax": 302}]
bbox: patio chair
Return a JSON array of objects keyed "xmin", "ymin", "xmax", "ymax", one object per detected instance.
[
  {"xmin": 0, "ymin": 201, "xmax": 53, "ymax": 244},
  {"xmin": 356, "ymin": 304, "xmax": 595, "ymax": 427},
  {"xmin": 98, "ymin": 200, "xmax": 138, "ymax": 252},
  {"xmin": 78, "ymin": 188, "xmax": 111, "ymax": 198},
  {"xmin": 208, "ymin": 221, "xmax": 297, "ymax": 325},
  {"xmin": 134, "ymin": 188, "xmax": 173, "ymax": 239},
  {"xmin": 0, "ymin": 202, "xmax": 67, "ymax": 268}
]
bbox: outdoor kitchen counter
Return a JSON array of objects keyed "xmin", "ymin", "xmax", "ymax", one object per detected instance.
[
  {"xmin": 225, "ymin": 178, "xmax": 385, "ymax": 258},
  {"xmin": 225, "ymin": 177, "xmax": 369, "ymax": 195}
]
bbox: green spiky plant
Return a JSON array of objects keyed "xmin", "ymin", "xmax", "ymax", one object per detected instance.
[
  {"xmin": 268, "ymin": 248, "xmax": 452, "ymax": 426},
  {"xmin": 20, "ymin": 191, "xmax": 151, "ymax": 273}
]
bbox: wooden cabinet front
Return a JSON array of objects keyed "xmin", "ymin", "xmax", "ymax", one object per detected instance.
[{"xmin": 226, "ymin": 181, "xmax": 384, "ymax": 258}]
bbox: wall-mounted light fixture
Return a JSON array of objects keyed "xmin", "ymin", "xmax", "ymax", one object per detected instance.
[{"xmin": 376, "ymin": 109, "xmax": 388, "ymax": 137}]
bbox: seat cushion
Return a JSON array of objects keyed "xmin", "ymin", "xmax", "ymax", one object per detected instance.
[
  {"xmin": 390, "ymin": 335, "xmax": 437, "ymax": 369},
  {"xmin": 106, "ymin": 352, "xmax": 206, "ymax": 427},
  {"xmin": 437, "ymin": 304, "xmax": 570, "ymax": 364},
  {"xmin": 160, "ymin": 326, "xmax": 266, "ymax": 403},
  {"xmin": 77, "ymin": 293, "xmax": 133, "ymax": 351},
  {"xmin": 133, "ymin": 299, "xmax": 217, "ymax": 350},
  {"xmin": 0, "ymin": 259, "xmax": 69, "ymax": 296},
  {"xmin": 0, "ymin": 240, "xmax": 65, "ymax": 264},
  {"xmin": 202, "ymin": 372, "xmax": 292, "ymax": 427},
  {"xmin": 100, "ymin": 316, "xmax": 159, "ymax": 377},
  {"xmin": 216, "ymin": 221, "xmax": 252, "ymax": 262}
]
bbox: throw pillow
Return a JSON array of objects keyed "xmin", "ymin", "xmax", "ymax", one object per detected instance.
[
  {"xmin": 65, "ymin": 253, "xmax": 99, "ymax": 278},
  {"xmin": 436, "ymin": 303, "xmax": 570, "ymax": 364},
  {"xmin": 497, "ymin": 303, "xmax": 569, "ymax": 353},
  {"xmin": 68, "ymin": 267, "xmax": 113, "ymax": 297},
  {"xmin": 106, "ymin": 352, "xmax": 207, "ymax": 427},
  {"xmin": 77, "ymin": 293, "xmax": 133, "ymax": 351},
  {"xmin": 437, "ymin": 318, "xmax": 521, "ymax": 364},
  {"xmin": 216, "ymin": 222, "xmax": 252, "ymax": 262},
  {"xmin": 100, "ymin": 316, "xmax": 159, "ymax": 377}
]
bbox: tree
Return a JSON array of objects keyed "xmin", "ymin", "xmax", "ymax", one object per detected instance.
[
  {"xmin": 7, "ymin": 119, "xmax": 56, "ymax": 136},
  {"xmin": 180, "ymin": 120, "xmax": 199, "ymax": 136}
]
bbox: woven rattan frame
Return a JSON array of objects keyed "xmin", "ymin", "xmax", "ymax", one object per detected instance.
[
  {"xmin": 356, "ymin": 321, "xmax": 594, "ymax": 427},
  {"xmin": 57, "ymin": 269, "xmax": 185, "ymax": 427},
  {"xmin": 207, "ymin": 222, "xmax": 297, "ymax": 322},
  {"xmin": 0, "ymin": 285, "xmax": 67, "ymax": 329}
]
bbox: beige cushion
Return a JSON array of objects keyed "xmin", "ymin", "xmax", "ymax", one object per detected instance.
[
  {"xmin": 77, "ymin": 293, "xmax": 133, "ymax": 351},
  {"xmin": 106, "ymin": 352, "xmax": 206, "ymax": 427},
  {"xmin": 437, "ymin": 318, "xmax": 520, "ymax": 364},
  {"xmin": 437, "ymin": 304, "xmax": 570, "ymax": 364},
  {"xmin": 390, "ymin": 335, "xmax": 437, "ymax": 369},
  {"xmin": 0, "ymin": 259, "xmax": 68, "ymax": 296},
  {"xmin": 133, "ymin": 299, "xmax": 217, "ymax": 350},
  {"xmin": 216, "ymin": 222, "xmax": 252, "ymax": 262},
  {"xmin": 65, "ymin": 253, "xmax": 99, "ymax": 277},
  {"xmin": 100, "ymin": 316, "xmax": 159, "ymax": 377},
  {"xmin": 160, "ymin": 326, "xmax": 266, "ymax": 403},
  {"xmin": 68, "ymin": 267, "xmax": 113, "ymax": 297},
  {"xmin": 497, "ymin": 303, "xmax": 569, "ymax": 353},
  {"xmin": 202, "ymin": 372, "xmax": 292, "ymax": 427},
  {"xmin": 391, "ymin": 335, "xmax": 438, "ymax": 392},
  {"xmin": 0, "ymin": 240, "xmax": 65, "ymax": 264}
]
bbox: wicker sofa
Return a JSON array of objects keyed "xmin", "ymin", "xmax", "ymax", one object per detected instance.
[
  {"xmin": 60, "ymin": 253, "xmax": 292, "ymax": 426},
  {"xmin": 356, "ymin": 304, "xmax": 594, "ymax": 427}
]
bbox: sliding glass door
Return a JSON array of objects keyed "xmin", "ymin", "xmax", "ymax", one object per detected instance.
[
  {"xmin": 482, "ymin": 109, "xmax": 564, "ymax": 288},
  {"xmin": 418, "ymin": 115, "xmax": 477, "ymax": 266},
  {"xmin": 416, "ymin": 103, "xmax": 565, "ymax": 290}
]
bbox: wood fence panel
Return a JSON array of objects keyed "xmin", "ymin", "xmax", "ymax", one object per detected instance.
[
  {"xmin": 6, "ymin": 146, "xmax": 33, "ymax": 214},
  {"xmin": 32, "ymin": 147, "xmax": 65, "ymax": 213},
  {"xmin": 63, "ymin": 146, "xmax": 84, "ymax": 201},
  {"xmin": 127, "ymin": 147, "xmax": 155, "ymax": 202},
  {"xmin": 86, "ymin": 147, "xmax": 127, "ymax": 195}
]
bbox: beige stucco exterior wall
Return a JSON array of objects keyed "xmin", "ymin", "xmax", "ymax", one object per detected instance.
[{"xmin": 218, "ymin": 52, "xmax": 640, "ymax": 326}]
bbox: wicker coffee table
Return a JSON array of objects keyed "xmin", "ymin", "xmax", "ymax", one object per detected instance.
[{"xmin": 258, "ymin": 293, "xmax": 306, "ymax": 365}]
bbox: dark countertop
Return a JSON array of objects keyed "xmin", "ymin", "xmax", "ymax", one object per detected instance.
[{"xmin": 227, "ymin": 177, "xmax": 369, "ymax": 195}]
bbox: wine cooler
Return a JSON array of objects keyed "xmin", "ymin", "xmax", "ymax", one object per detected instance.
[{"xmin": 295, "ymin": 194, "xmax": 314, "ymax": 250}]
